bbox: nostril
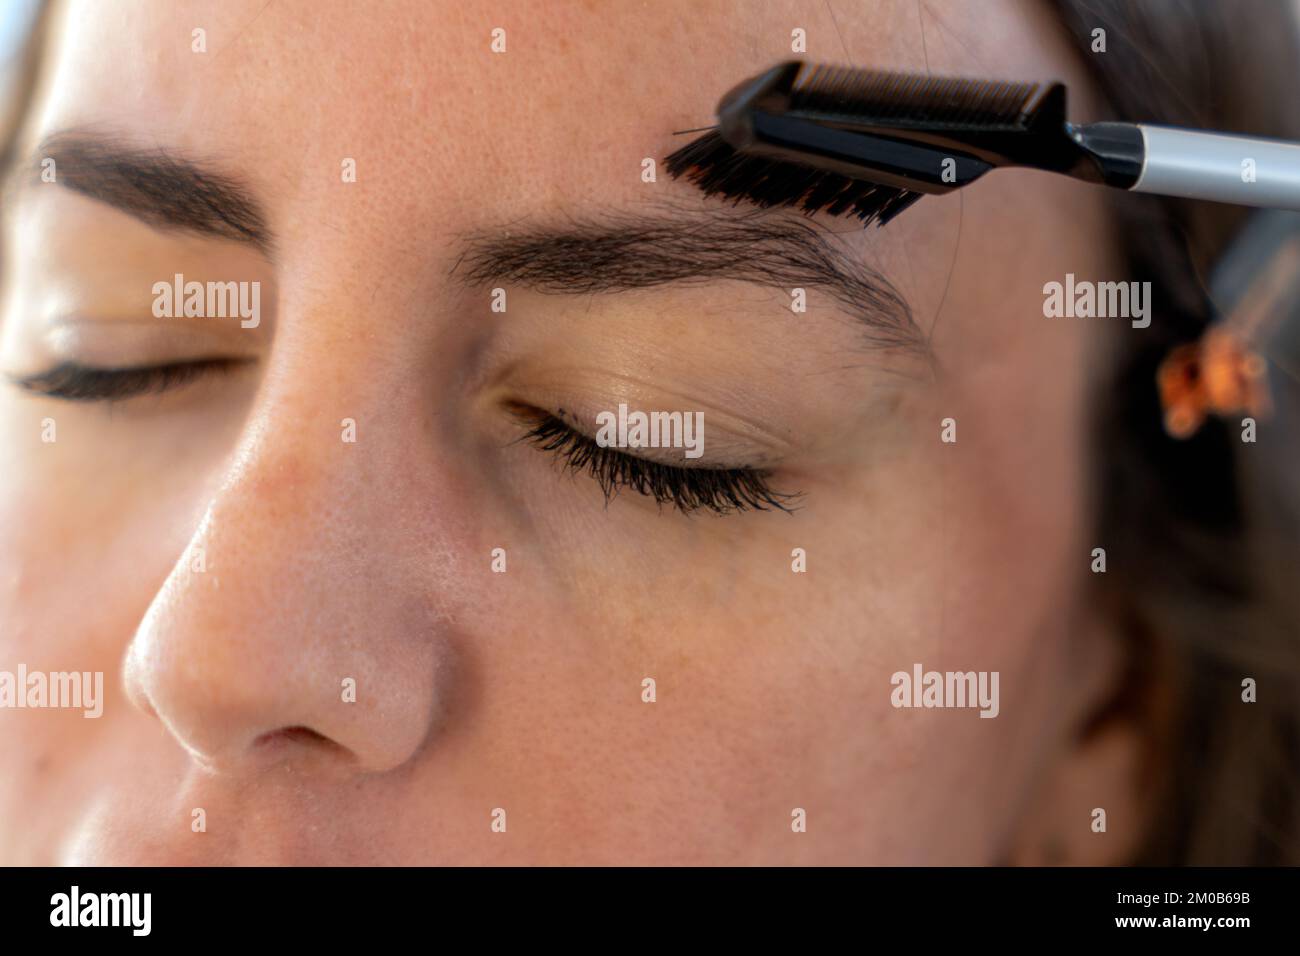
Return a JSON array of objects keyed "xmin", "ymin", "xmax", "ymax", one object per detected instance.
[
  {"xmin": 257, "ymin": 726, "xmax": 326, "ymax": 745},
  {"xmin": 254, "ymin": 726, "xmax": 350, "ymax": 758}
]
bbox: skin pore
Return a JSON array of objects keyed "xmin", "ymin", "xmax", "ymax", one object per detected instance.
[{"xmin": 0, "ymin": 0, "xmax": 1145, "ymax": 864}]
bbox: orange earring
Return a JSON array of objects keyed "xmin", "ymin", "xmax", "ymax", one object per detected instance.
[
  {"xmin": 1158, "ymin": 225, "xmax": 1298, "ymax": 439},
  {"xmin": 1158, "ymin": 328, "xmax": 1271, "ymax": 439}
]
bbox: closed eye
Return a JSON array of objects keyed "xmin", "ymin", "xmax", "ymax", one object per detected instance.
[
  {"xmin": 513, "ymin": 408, "xmax": 801, "ymax": 516},
  {"xmin": 10, "ymin": 363, "xmax": 803, "ymax": 516},
  {"xmin": 8, "ymin": 358, "xmax": 249, "ymax": 402}
]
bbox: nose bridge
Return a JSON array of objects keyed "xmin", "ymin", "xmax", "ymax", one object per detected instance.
[
  {"xmin": 123, "ymin": 387, "xmax": 454, "ymax": 775},
  {"xmin": 192, "ymin": 399, "xmax": 386, "ymax": 633}
]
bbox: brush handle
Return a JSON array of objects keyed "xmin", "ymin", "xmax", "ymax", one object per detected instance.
[{"xmin": 1133, "ymin": 125, "xmax": 1300, "ymax": 210}]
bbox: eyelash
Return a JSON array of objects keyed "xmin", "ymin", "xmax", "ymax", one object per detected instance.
[
  {"xmin": 517, "ymin": 411, "xmax": 800, "ymax": 516},
  {"xmin": 11, "ymin": 361, "xmax": 800, "ymax": 517},
  {"xmin": 11, "ymin": 359, "xmax": 244, "ymax": 402}
]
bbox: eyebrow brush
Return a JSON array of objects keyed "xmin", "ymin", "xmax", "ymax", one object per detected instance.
[{"xmin": 666, "ymin": 60, "xmax": 1300, "ymax": 227}]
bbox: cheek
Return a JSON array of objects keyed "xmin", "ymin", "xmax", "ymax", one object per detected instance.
[
  {"xmin": 0, "ymin": 409, "xmax": 209, "ymax": 629},
  {"xmin": 513, "ymin": 496, "xmax": 1016, "ymax": 862}
]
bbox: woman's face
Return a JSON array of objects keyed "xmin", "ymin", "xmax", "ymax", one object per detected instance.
[{"xmin": 0, "ymin": 0, "xmax": 1141, "ymax": 864}]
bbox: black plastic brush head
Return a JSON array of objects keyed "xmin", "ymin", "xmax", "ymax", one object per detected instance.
[
  {"xmin": 664, "ymin": 127, "xmax": 924, "ymax": 227},
  {"xmin": 666, "ymin": 60, "xmax": 1093, "ymax": 228}
]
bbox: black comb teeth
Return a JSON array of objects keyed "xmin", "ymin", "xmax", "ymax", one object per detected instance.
[
  {"xmin": 789, "ymin": 65, "xmax": 1045, "ymax": 130},
  {"xmin": 664, "ymin": 130, "xmax": 922, "ymax": 228}
]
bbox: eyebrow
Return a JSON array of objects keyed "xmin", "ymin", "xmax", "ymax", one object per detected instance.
[
  {"xmin": 22, "ymin": 131, "xmax": 271, "ymax": 253},
  {"xmin": 453, "ymin": 205, "xmax": 925, "ymax": 353},
  {"xmin": 20, "ymin": 133, "xmax": 920, "ymax": 353}
]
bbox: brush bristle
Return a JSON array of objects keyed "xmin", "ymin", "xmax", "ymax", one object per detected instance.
[
  {"xmin": 664, "ymin": 131, "xmax": 921, "ymax": 228},
  {"xmin": 789, "ymin": 64, "xmax": 1046, "ymax": 130}
]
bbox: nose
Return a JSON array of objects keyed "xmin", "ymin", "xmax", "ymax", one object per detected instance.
[{"xmin": 123, "ymin": 402, "xmax": 460, "ymax": 776}]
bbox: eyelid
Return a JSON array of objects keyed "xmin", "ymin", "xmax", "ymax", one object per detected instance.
[
  {"xmin": 507, "ymin": 403, "xmax": 710, "ymax": 468},
  {"xmin": 39, "ymin": 315, "xmax": 266, "ymax": 367},
  {"xmin": 8, "ymin": 357, "xmax": 249, "ymax": 402},
  {"xmin": 511, "ymin": 406, "xmax": 801, "ymax": 515},
  {"xmin": 500, "ymin": 379, "xmax": 796, "ymax": 469}
]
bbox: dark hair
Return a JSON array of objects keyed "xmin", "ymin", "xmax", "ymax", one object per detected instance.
[{"xmin": 1051, "ymin": 0, "xmax": 1300, "ymax": 864}]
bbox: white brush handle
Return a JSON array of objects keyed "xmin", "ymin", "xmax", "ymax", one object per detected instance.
[{"xmin": 1134, "ymin": 125, "xmax": 1300, "ymax": 209}]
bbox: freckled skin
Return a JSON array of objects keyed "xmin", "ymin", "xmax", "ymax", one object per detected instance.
[{"xmin": 0, "ymin": 0, "xmax": 1139, "ymax": 864}]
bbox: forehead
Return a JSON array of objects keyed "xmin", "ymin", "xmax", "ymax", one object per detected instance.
[
  {"xmin": 20, "ymin": 0, "xmax": 1107, "ymax": 360},
  {"xmin": 28, "ymin": 0, "xmax": 1074, "ymax": 213}
]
